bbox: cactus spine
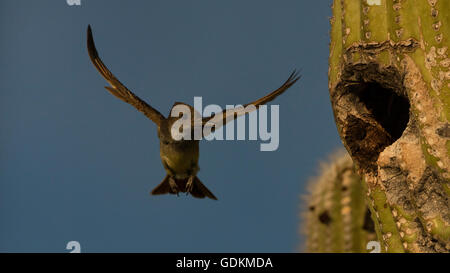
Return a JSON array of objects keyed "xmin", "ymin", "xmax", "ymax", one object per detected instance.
[
  {"xmin": 303, "ymin": 150, "xmax": 376, "ymax": 252},
  {"xmin": 328, "ymin": 0, "xmax": 450, "ymax": 252}
]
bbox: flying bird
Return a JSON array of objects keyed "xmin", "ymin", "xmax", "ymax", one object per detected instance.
[{"xmin": 86, "ymin": 25, "xmax": 300, "ymax": 200}]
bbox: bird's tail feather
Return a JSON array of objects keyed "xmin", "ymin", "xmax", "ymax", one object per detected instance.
[
  {"xmin": 150, "ymin": 175, "xmax": 217, "ymax": 200},
  {"xmin": 150, "ymin": 175, "xmax": 171, "ymax": 195},
  {"xmin": 190, "ymin": 176, "xmax": 218, "ymax": 200}
]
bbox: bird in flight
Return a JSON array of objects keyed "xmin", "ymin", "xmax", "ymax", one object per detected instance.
[{"xmin": 86, "ymin": 25, "xmax": 300, "ymax": 200}]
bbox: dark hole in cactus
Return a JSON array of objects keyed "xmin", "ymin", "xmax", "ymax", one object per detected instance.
[
  {"xmin": 362, "ymin": 209, "xmax": 375, "ymax": 233},
  {"xmin": 318, "ymin": 211, "xmax": 331, "ymax": 225},
  {"xmin": 357, "ymin": 82, "xmax": 410, "ymax": 141},
  {"xmin": 342, "ymin": 82, "xmax": 410, "ymax": 172},
  {"xmin": 309, "ymin": 206, "xmax": 315, "ymax": 212}
]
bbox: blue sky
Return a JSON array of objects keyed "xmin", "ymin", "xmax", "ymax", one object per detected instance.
[{"xmin": 0, "ymin": 0, "xmax": 340, "ymax": 252}]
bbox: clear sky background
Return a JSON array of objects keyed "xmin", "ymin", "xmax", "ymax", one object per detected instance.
[{"xmin": 0, "ymin": 0, "xmax": 341, "ymax": 252}]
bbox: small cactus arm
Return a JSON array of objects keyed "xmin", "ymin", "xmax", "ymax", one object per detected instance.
[
  {"xmin": 328, "ymin": 0, "xmax": 450, "ymax": 252},
  {"xmin": 302, "ymin": 150, "xmax": 377, "ymax": 253}
]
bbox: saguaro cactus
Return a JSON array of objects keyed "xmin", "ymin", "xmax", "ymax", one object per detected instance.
[
  {"xmin": 328, "ymin": 0, "xmax": 450, "ymax": 252},
  {"xmin": 302, "ymin": 150, "xmax": 377, "ymax": 252}
]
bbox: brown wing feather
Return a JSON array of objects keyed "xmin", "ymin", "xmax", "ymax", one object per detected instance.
[
  {"xmin": 87, "ymin": 25, "xmax": 165, "ymax": 125},
  {"xmin": 202, "ymin": 71, "xmax": 301, "ymax": 129}
]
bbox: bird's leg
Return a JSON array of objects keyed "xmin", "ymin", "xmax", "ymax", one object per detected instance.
[
  {"xmin": 168, "ymin": 176, "xmax": 179, "ymax": 196},
  {"xmin": 185, "ymin": 175, "xmax": 195, "ymax": 195}
]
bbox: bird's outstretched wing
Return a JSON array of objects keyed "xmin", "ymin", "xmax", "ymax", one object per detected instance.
[
  {"xmin": 87, "ymin": 25, "xmax": 165, "ymax": 126},
  {"xmin": 202, "ymin": 70, "xmax": 301, "ymax": 131}
]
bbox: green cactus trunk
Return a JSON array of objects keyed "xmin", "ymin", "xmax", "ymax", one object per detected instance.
[
  {"xmin": 328, "ymin": 0, "xmax": 450, "ymax": 252},
  {"xmin": 303, "ymin": 150, "xmax": 377, "ymax": 253}
]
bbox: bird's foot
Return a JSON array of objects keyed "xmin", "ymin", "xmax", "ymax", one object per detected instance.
[
  {"xmin": 168, "ymin": 177, "xmax": 179, "ymax": 196},
  {"xmin": 185, "ymin": 176, "xmax": 195, "ymax": 195}
]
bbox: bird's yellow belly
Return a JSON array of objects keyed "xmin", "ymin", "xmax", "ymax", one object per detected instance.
[
  {"xmin": 162, "ymin": 151, "xmax": 196, "ymax": 173},
  {"xmin": 160, "ymin": 141, "xmax": 199, "ymax": 178}
]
